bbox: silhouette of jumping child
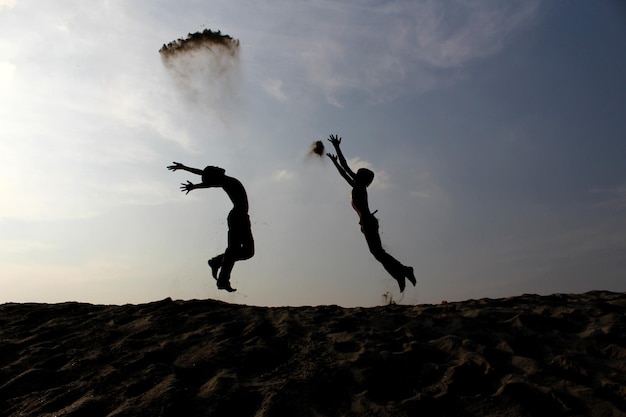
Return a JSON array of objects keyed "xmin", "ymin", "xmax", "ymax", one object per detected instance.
[
  {"xmin": 167, "ymin": 162, "xmax": 254, "ymax": 292},
  {"xmin": 326, "ymin": 135, "xmax": 416, "ymax": 292}
]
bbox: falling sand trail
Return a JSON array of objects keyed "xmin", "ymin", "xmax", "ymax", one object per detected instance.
[{"xmin": 159, "ymin": 29, "xmax": 241, "ymax": 124}]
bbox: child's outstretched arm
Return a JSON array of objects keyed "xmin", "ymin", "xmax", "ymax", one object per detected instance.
[
  {"xmin": 327, "ymin": 135, "xmax": 356, "ymax": 180},
  {"xmin": 327, "ymin": 153, "xmax": 355, "ymax": 187},
  {"xmin": 167, "ymin": 162, "xmax": 204, "ymax": 176}
]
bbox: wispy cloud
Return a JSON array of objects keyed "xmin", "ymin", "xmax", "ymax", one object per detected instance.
[
  {"xmin": 106, "ymin": 75, "xmax": 199, "ymax": 152},
  {"xmin": 407, "ymin": 0, "xmax": 541, "ymax": 68},
  {"xmin": 300, "ymin": 38, "xmax": 352, "ymax": 107},
  {"xmin": 272, "ymin": 169, "xmax": 296, "ymax": 181},
  {"xmin": 290, "ymin": 0, "xmax": 542, "ymax": 104},
  {"xmin": 0, "ymin": 0, "xmax": 16, "ymax": 11},
  {"xmin": 261, "ymin": 78, "xmax": 288, "ymax": 102},
  {"xmin": 0, "ymin": 61, "xmax": 15, "ymax": 86}
]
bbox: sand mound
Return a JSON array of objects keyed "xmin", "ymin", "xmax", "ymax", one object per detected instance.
[{"xmin": 1, "ymin": 291, "xmax": 625, "ymax": 416}]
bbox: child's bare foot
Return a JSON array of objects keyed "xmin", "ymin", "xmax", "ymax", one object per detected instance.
[
  {"xmin": 394, "ymin": 275, "xmax": 406, "ymax": 293},
  {"xmin": 217, "ymin": 280, "xmax": 236, "ymax": 292},
  {"xmin": 208, "ymin": 258, "xmax": 220, "ymax": 280},
  {"xmin": 406, "ymin": 266, "xmax": 416, "ymax": 287}
]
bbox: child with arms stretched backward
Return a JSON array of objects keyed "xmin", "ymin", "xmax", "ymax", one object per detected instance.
[{"xmin": 168, "ymin": 162, "xmax": 254, "ymax": 292}]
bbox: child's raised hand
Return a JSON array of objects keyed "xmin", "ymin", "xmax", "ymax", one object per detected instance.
[{"xmin": 328, "ymin": 134, "xmax": 342, "ymax": 148}]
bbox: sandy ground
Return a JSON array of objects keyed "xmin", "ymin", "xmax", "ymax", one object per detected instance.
[{"xmin": 1, "ymin": 291, "xmax": 625, "ymax": 416}]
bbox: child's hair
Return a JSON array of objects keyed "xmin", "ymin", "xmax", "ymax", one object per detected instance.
[
  {"xmin": 356, "ymin": 168, "xmax": 375, "ymax": 186},
  {"xmin": 202, "ymin": 166, "xmax": 226, "ymax": 184}
]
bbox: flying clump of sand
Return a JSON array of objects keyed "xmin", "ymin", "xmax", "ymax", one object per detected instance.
[
  {"xmin": 159, "ymin": 29, "xmax": 241, "ymax": 123},
  {"xmin": 1, "ymin": 291, "xmax": 625, "ymax": 416},
  {"xmin": 159, "ymin": 29, "xmax": 240, "ymax": 58}
]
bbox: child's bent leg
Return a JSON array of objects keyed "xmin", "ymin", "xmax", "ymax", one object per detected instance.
[{"xmin": 362, "ymin": 221, "xmax": 411, "ymax": 292}]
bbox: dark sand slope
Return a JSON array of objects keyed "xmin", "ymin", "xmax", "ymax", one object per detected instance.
[{"xmin": 1, "ymin": 291, "xmax": 625, "ymax": 416}]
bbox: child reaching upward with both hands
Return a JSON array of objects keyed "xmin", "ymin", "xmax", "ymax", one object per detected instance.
[{"xmin": 326, "ymin": 135, "xmax": 416, "ymax": 292}]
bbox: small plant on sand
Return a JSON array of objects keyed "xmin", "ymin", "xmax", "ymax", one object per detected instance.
[{"xmin": 382, "ymin": 291, "xmax": 396, "ymax": 305}]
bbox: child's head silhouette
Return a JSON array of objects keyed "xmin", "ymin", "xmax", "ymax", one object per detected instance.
[
  {"xmin": 201, "ymin": 166, "xmax": 226, "ymax": 185},
  {"xmin": 355, "ymin": 168, "xmax": 374, "ymax": 187}
]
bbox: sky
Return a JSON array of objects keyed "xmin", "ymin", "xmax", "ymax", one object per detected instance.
[{"xmin": 1, "ymin": 0, "xmax": 625, "ymax": 307}]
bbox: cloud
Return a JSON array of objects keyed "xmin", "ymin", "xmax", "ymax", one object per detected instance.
[
  {"xmin": 409, "ymin": 0, "xmax": 541, "ymax": 67},
  {"xmin": 106, "ymin": 74, "xmax": 198, "ymax": 152},
  {"xmin": 261, "ymin": 78, "xmax": 288, "ymax": 102},
  {"xmin": 300, "ymin": 38, "xmax": 351, "ymax": 107},
  {"xmin": 273, "ymin": 169, "xmax": 296, "ymax": 181},
  {"xmin": 295, "ymin": 0, "xmax": 541, "ymax": 104},
  {"xmin": 0, "ymin": 61, "xmax": 16, "ymax": 86},
  {"xmin": 0, "ymin": 0, "xmax": 16, "ymax": 11}
]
